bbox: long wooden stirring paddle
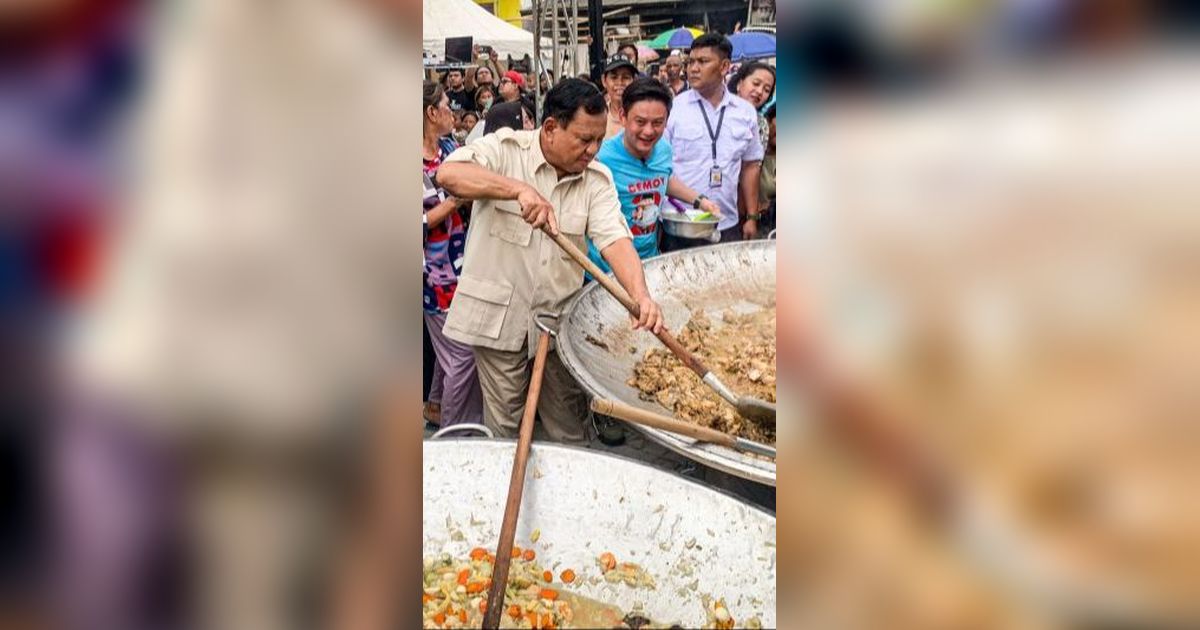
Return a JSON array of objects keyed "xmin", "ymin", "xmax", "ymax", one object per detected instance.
[
  {"xmin": 591, "ymin": 398, "xmax": 775, "ymax": 459},
  {"xmin": 481, "ymin": 323, "xmax": 553, "ymax": 629}
]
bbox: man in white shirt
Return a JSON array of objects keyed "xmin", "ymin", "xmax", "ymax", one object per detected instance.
[{"xmin": 662, "ymin": 33, "xmax": 764, "ymax": 250}]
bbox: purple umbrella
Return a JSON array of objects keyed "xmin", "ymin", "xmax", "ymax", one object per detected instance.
[{"xmin": 729, "ymin": 31, "xmax": 776, "ymax": 61}]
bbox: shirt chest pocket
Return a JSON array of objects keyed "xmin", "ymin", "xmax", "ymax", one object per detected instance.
[
  {"xmin": 724, "ymin": 124, "xmax": 755, "ymax": 163},
  {"xmin": 673, "ymin": 126, "xmax": 710, "ymax": 165},
  {"xmin": 557, "ymin": 210, "xmax": 587, "ymax": 260},
  {"xmin": 490, "ymin": 200, "xmax": 533, "ymax": 247}
]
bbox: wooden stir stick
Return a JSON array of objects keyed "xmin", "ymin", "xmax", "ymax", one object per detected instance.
[{"xmin": 481, "ymin": 321, "xmax": 554, "ymax": 629}]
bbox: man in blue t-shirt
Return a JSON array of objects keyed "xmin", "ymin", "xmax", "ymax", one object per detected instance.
[{"xmin": 587, "ymin": 78, "xmax": 722, "ymax": 275}]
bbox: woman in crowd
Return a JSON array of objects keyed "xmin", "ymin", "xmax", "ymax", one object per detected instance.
[
  {"xmin": 474, "ymin": 84, "xmax": 496, "ymax": 114},
  {"xmin": 498, "ymin": 70, "xmax": 525, "ymax": 103},
  {"xmin": 421, "ymin": 81, "xmax": 483, "ymax": 427},
  {"xmin": 728, "ymin": 61, "xmax": 776, "ymax": 147},
  {"xmin": 454, "ymin": 110, "xmax": 479, "ymax": 145}
]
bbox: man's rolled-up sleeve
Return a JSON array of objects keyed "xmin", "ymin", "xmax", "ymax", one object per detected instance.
[
  {"xmin": 444, "ymin": 132, "xmax": 504, "ymax": 170},
  {"xmin": 586, "ymin": 175, "xmax": 632, "ymax": 253}
]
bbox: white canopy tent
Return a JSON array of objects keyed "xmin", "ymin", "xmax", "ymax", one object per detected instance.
[{"xmin": 423, "ymin": 0, "xmax": 549, "ymax": 61}]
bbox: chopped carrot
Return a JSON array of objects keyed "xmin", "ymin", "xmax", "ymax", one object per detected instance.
[
  {"xmin": 486, "ymin": 553, "xmax": 496, "ymax": 564},
  {"xmin": 432, "ymin": 611, "xmax": 446, "ymax": 625},
  {"xmin": 541, "ymin": 612, "xmax": 555, "ymax": 629},
  {"xmin": 469, "ymin": 547, "xmax": 488, "ymax": 561},
  {"xmin": 598, "ymin": 552, "xmax": 616, "ymax": 572},
  {"xmin": 457, "ymin": 608, "xmax": 467, "ymax": 623},
  {"xmin": 456, "ymin": 569, "xmax": 470, "ymax": 585},
  {"xmin": 478, "ymin": 599, "xmax": 488, "ymax": 614},
  {"xmin": 525, "ymin": 612, "xmax": 539, "ymax": 628},
  {"xmin": 522, "ymin": 548, "xmax": 536, "ymax": 561},
  {"xmin": 542, "ymin": 570, "xmax": 553, "ymax": 582},
  {"xmin": 539, "ymin": 588, "xmax": 559, "ymax": 601},
  {"xmin": 511, "ymin": 546, "xmax": 522, "ymax": 559},
  {"xmin": 484, "ymin": 577, "xmax": 493, "ymax": 589},
  {"xmin": 507, "ymin": 604, "xmax": 521, "ymax": 619},
  {"xmin": 422, "ymin": 593, "xmax": 433, "ymax": 604},
  {"xmin": 465, "ymin": 581, "xmax": 485, "ymax": 594},
  {"xmin": 560, "ymin": 569, "xmax": 576, "ymax": 583}
]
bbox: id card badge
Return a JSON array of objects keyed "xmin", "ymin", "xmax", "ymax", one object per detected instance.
[{"xmin": 709, "ymin": 164, "xmax": 723, "ymax": 188}]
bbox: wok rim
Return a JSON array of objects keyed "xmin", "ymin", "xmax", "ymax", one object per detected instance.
[{"xmin": 424, "ymin": 437, "xmax": 777, "ymax": 519}]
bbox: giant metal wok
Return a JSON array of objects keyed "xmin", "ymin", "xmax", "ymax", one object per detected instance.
[
  {"xmin": 557, "ymin": 240, "xmax": 777, "ymax": 486},
  {"xmin": 423, "ymin": 440, "xmax": 777, "ymax": 627}
]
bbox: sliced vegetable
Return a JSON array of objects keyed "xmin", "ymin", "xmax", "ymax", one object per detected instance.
[{"xmin": 560, "ymin": 569, "xmax": 576, "ymax": 583}]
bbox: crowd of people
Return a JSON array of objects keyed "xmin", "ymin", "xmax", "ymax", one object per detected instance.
[{"xmin": 423, "ymin": 33, "xmax": 777, "ymax": 446}]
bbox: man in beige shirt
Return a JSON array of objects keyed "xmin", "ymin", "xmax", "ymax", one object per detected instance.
[{"xmin": 438, "ymin": 78, "xmax": 664, "ymax": 443}]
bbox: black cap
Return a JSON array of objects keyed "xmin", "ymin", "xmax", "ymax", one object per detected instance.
[{"xmin": 603, "ymin": 53, "xmax": 637, "ymax": 75}]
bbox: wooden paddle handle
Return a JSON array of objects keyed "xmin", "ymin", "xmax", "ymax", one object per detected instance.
[
  {"xmin": 591, "ymin": 398, "xmax": 737, "ymax": 448},
  {"xmin": 482, "ymin": 331, "xmax": 551, "ymax": 629},
  {"xmin": 544, "ymin": 228, "xmax": 713, "ymax": 378}
]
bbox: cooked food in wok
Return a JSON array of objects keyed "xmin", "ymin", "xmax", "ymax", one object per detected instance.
[
  {"xmin": 421, "ymin": 546, "xmax": 756, "ymax": 629},
  {"xmin": 629, "ymin": 306, "xmax": 776, "ymax": 444}
]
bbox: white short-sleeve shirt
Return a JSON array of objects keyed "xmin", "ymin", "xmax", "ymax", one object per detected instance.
[{"xmin": 665, "ymin": 89, "xmax": 765, "ymax": 231}]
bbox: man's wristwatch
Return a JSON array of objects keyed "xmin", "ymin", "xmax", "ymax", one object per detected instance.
[
  {"xmin": 747, "ymin": 212, "xmax": 762, "ymax": 221},
  {"xmin": 692, "ymin": 194, "xmax": 708, "ymax": 210}
]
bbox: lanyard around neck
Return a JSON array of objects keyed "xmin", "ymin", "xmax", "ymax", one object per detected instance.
[{"xmin": 696, "ymin": 99, "xmax": 727, "ymax": 163}]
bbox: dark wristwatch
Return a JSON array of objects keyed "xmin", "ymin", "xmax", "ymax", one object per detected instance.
[{"xmin": 692, "ymin": 194, "xmax": 708, "ymax": 210}]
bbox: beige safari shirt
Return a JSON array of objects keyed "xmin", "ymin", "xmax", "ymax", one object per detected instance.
[{"xmin": 443, "ymin": 128, "xmax": 632, "ymax": 353}]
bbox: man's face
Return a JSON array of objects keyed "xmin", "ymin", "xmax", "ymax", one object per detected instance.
[
  {"xmin": 477, "ymin": 67, "xmax": 493, "ymax": 85},
  {"xmin": 543, "ymin": 109, "xmax": 607, "ymax": 174},
  {"xmin": 499, "ymin": 76, "xmax": 520, "ymax": 101},
  {"xmin": 664, "ymin": 56, "xmax": 682, "ymax": 80},
  {"xmin": 621, "ymin": 99, "xmax": 668, "ymax": 158},
  {"xmin": 602, "ymin": 68, "xmax": 635, "ymax": 105},
  {"xmin": 686, "ymin": 46, "xmax": 730, "ymax": 92},
  {"xmin": 447, "ymin": 70, "xmax": 464, "ymax": 89}
]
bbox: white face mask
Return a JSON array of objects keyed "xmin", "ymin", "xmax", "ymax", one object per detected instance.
[{"xmin": 479, "ymin": 98, "xmax": 493, "ymax": 111}]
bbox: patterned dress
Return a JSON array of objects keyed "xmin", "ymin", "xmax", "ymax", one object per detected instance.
[{"xmin": 423, "ymin": 136, "xmax": 466, "ymax": 313}]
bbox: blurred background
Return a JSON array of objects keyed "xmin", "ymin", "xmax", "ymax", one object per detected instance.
[
  {"xmin": 2, "ymin": 1, "xmax": 424, "ymax": 629},
  {"xmin": 777, "ymin": 0, "xmax": 1199, "ymax": 628}
]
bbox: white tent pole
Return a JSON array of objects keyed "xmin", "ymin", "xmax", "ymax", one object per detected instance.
[
  {"xmin": 551, "ymin": 0, "xmax": 560, "ymax": 84},
  {"xmin": 533, "ymin": 0, "xmax": 542, "ymax": 124}
]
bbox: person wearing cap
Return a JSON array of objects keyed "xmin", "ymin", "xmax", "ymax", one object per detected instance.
[
  {"xmin": 498, "ymin": 70, "xmax": 525, "ymax": 103},
  {"xmin": 663, "ymin": 33, "xmax": 764, "ymax": 250},
  {"xmin": 436, "ymin": 79, "xmax": 664, "ymax": 444},
  {"xmin": 600, "ymin": 53, "xmax": 637, "ymax": 139}
]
